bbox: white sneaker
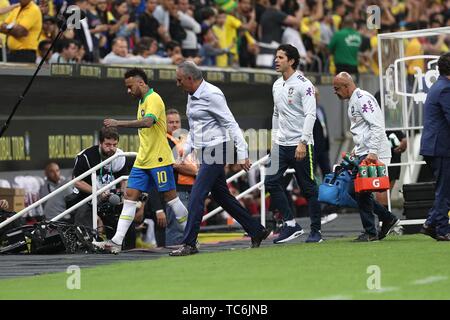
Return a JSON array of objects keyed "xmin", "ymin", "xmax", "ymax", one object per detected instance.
[
  {"xmin": 92, "ymin": 240, "xmax": 121, "ymax": 254},
  {"xmin": 321, "ymin": 213, "xmax": 338, "ymax": 225}
]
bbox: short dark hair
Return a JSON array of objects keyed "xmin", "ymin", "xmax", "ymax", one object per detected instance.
[
  {"xmin": 61, "ymin": 39, "xmax": 76, "ymax": 51},
  {"xmin": 43, "ymin": 15, "xmax": 56, "ymax": 23},
  {"xmin": 165, "ymin": 40, "xmax": 181, "ymax": 51},
  {"xmin": 45, "ymin": 161, "xmax": 59, "ymax": 172},
  {"xmin": 99, "ymin": 127, "xmax": 119, "ymax": 143},
  {"xmin": 112, "ymin": 36, "xmax": 127, "ymax": 47},
  {"xmin": 166, "ymin": 108, "xmax": 180, "ymax": 116},
  {"xmin": 341, "ymin": 15, "xmax": 355, "ymax": 29},
  {"xmin": 201, "ymin": 6, "xmax": 215, "ymax": 20},
  {"xmin": 438, "ymin": 52, "xmax": 450, "ymax": 76},
  {"xmin": 277, "ymin": 44, "xmax": 300, "ymax": 70},
  {"xmin": 124, "ymin": 67, "xmax": 148, "ymax": 84},
  {"xmin": 134, "ymin": 37, "xmax": 156, "ymax": 55},
  {"xmin": 38, "ymin": 39, "xmax": 52, "ymax": 52},
  {"xmin": 139, "ymin": 36, "xmax": 156, "ymax": 48}
]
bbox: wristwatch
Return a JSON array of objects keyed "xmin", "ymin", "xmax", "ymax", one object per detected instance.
[
  {"xmin": 6, "ymin": 23, "xmax": 15, "ymax": 31},
  {"xmin": 300, "ymin": 139, "xmax": 308, "ymax": 145}
]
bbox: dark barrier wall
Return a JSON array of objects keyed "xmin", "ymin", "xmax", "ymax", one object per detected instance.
[
  {"xmin": 0, "ymin": 64, "xmax": 367, "ymax": 172},
  {"xmin": 0, "ymin": 66, "xmax": 277, "ymax": 171}
]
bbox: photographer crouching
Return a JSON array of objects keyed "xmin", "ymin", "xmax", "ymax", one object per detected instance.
[{"xmin": 68, "ymin": 127, "xmax": 133, "ymax": 245}]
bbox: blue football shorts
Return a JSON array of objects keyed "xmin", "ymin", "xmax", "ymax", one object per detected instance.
[{"xmin": 127, "ymin": 165, "xmax": 176, "ymax": 193}]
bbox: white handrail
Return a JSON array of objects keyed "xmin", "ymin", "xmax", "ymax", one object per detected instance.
[
  {"xmin": 1, "ymin": 148, "xmax": 429, "ymax": 234},
  {"xmin": 225, "ymin": 154, "xmax": 270, "ymax": 184},
  {"xmin": 260, "ymin": 164, "xmax": 266, "ymax": 227},
  {"xmin": 398, "ymin": 219, "xmax": 425, "ymax": 226},
  {"xmin": 202, "ymin": 150, "xmax": 295, "ymax": 224},
  {"xmin": 50, "ymin": 175, "xmax": 129, "ymax": 222},
  {"xmin": 0, "ymin": 152, "xmax": 137, "ymax": 230},
  {"xmin": 202, "ymin": 181, "xmax": 264, "ymax": 222},
  {"xmin": 92, "ymin": 170, "xmax": 98, "ymax": 231}
]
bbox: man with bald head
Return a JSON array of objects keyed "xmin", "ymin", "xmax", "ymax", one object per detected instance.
[{"xmin": 333, "ymin": 72, "xmax": 399, "ymax": 242}]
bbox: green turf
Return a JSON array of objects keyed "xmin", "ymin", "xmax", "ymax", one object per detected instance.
[{"xmin": 1, "ymin": 235, "xmax": 449, "ymax": 300}]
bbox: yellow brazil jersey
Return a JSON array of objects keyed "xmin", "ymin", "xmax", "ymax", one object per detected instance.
[
  {"xmin": 405, "ymin": 38, "xmax": 424, "ymax": 76},
  {"xmin": 332, "ymin": 15, "xmax": 341, "ymax": 30},
  {"xmin": 134, "ymin": 88, "xmax": 174, "ymax": 169},
  {"xmin": 4, "ymin": 1, "xmax": 42, "ymax": 51},
  {"xmin": 301, "ymin": 17, "xmax": 321, "ymax": 46},
  {"xmin": 370, "ymin": 35, "xmax": 379, "ymax": 76},
  {"xmin": 213, "ymin": 14, "xmax": 241, "ymax": 67}
]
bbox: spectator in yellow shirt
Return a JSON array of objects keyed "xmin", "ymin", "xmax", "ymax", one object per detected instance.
[
  {"xmin": 213, "ymin": 9, "xmax": 242, "ymax": 67},
  {"xmin": 0, "ymin": 0, "xmax": 42, "ymax": 63},
  {"xmin": 0, "ymin": 0, "xmax": 19, "ymax": 60},
  {"xmin": 0, "ymin": 1, "xmax": 18, "ymax": 23}
]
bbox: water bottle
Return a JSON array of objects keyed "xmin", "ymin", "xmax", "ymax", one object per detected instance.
[
  {"xmin": 358, "ymin": 164, "xmax": 368, "ymax": 178},
  {"xmin": 368, "ymin": 163, "xmax": 378, "ymax": 177},
  {"xmin": 341, "ymin": 152, "xmax": 359, "ymax": 167},
  {"xmin": 376, "ymin": 162, "xmax": 387, "ymax": 177}
]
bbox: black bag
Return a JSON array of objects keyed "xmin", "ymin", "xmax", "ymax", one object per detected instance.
[
  {"xmin": 0, "ymin": 210, "xmax": 23, "ymax": 239},
  {"xmin": 1, "ymin": 221, "xmax": 97, "ymax": 254},
  {"xmin": 64, "ymin": 192, "xmax": 83, "ymax": 209},
  {"xmin": 0, "ymin": 224, "xmax": 34, "ymax": 254},
  {"xmin": 30, "ymin": 221, "xmax": 97, "ymax": 254}
]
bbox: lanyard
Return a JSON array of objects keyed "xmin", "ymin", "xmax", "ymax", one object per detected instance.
[{"xmin": 99, "ymin": 147, "xmax": 113, "ymax": 184}]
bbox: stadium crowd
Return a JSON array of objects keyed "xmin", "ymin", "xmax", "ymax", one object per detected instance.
[{"xmin": 0, "ymin": 0, "xmax": 448, "ymax": 71}]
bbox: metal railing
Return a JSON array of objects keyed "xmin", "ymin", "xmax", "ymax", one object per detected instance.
[
  {"xmin": 202, "ymin": 154, "xmax": 295, "ymax": 227},
  {"xmin": 0, "ymin": 151, "xmax": 426, "ymax": 232},
  {"xmin": 0, "ymin": 152, "xmax": 137, "ymax": 231}
]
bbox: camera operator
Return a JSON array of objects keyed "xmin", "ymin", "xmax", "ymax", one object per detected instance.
[{"xmin": 71, "ymin": 127, "xmax": 128, "ymax": 230}]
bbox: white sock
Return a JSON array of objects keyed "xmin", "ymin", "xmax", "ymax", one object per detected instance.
[
  {"xmin": 285, "ymin": 219, "xmax": 296, "ymax": 227},
  {"xmin": 144, "ymin": 218, "xmax": 156, "ymax": 245},
  {"xmin": 112, "ymin": 199, "xmax": 137, "ymax": 245},
  {"xmin": 167, "ymin": 197, "xmax": 188, "ymax": 229}
]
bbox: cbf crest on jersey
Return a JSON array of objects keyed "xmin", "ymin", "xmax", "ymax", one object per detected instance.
[
  {"xmin": 288, "ymin": 87, "xmax": 294, "ymax": 96},
  {"xmin": 141, "ymin": 109, "xmax": 145, "ymax": 117}
]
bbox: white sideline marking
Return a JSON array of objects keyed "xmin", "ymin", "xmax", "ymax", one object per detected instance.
[
  {"xmin": 412, "ymin": 276, "xmax": 448, "ymax": 285},
  {"xmin": 365, "ymin": 287, "xmax": 399, "ymax": 293}
]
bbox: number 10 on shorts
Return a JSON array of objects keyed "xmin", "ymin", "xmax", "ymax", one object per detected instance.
[{"xmin": 157, "ymin": 170, "xmax": 167, "ymax": 184}]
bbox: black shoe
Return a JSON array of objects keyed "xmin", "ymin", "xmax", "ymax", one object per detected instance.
[
  {"xmin": 251, "ymin": 228, "xmax": 271, "ymax": 248},
  {"xmin": 378, "ymin": 217, "xmax": 400, "ymax": 240},
  {"xmin": 420, "ymin": 224, "xmax": 437, "ymax": 240},
  {"xmin": 169, "ymin": 244, "xmax": 199, "ymax": 256},
  {"xmin": 353, "ymin": 232, "xmax": 378, "ymax": 242},
  {"xmin": 436, "ymin": 233, "xmax": 450, "ymax": 241},
  {"xmin": 273, "ymin": 223, "xmax": 304, "ymax": 244}
]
